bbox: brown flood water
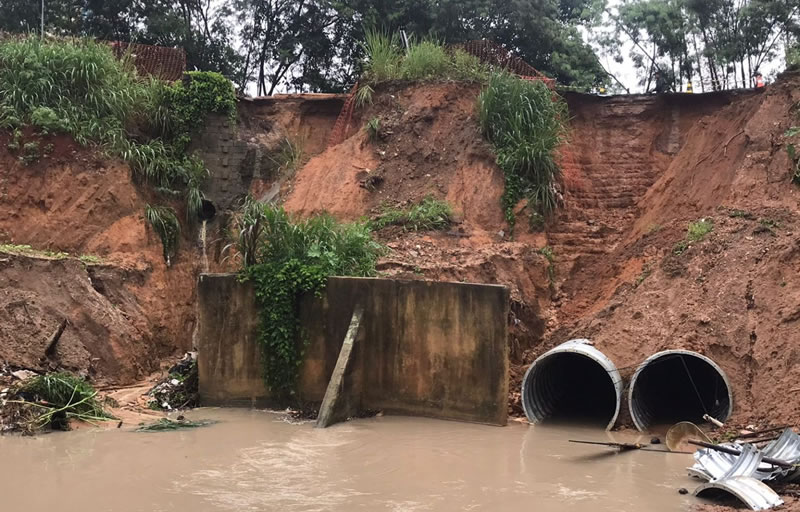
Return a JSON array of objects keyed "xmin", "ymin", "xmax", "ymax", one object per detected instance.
[{"xmin": 0, "ymin": 409, "xmax": 699, "ymax": 511}]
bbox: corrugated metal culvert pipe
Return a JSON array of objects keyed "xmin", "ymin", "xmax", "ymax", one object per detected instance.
[
  {"xmin": 521, "ymin": 339, "xmax": 623, "ymax": 430},
  {"xmin": 628, "ymin": 350, "xmax": 733, "ymax": 432}
]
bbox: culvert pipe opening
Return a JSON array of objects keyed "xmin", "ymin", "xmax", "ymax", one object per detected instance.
[
  {"xmin": 629, "ymin": 350, "xmax": 733, "ymax": 432},
  {"xmin": 521, "ymin": 340, "xmax": 622, "ymax": 430}
]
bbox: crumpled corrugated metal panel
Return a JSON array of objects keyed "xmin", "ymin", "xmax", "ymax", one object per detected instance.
[
  {"xmin": 694, "ymin": 476, "xmax": 784, "ymax": 511},
  {"xmin": 762, "ymin": 428, "xmax": 800, "ymax": 482},
  {"xmin": 689, "ymin": 429, "xmax": 800, "ymax": 484}
]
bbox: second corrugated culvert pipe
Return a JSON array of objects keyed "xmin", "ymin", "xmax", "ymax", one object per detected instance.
[
  {"xmin": 521, "ymin": 339, "xmax": 622, "ymax": 430},
  {"xmin": 628, "ymin": 349, "xmax": 733, "ymax": 432}
]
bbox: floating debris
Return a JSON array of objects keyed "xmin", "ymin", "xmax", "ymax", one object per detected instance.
[{"xmin": 136, "ymin": 417, "xmax": 217, "ymax": 432}]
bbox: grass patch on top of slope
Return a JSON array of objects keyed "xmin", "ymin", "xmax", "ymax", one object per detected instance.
[
  {"xmin": 361, "ymin": 28, "xmax": 489, "ymax": 84},
  {"xmin": 372, "ymin": 197, "xmax": 454, "ymax": 231}
]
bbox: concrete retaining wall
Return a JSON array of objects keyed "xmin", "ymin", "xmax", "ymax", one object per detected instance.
[{"xmin": 197, "ymin": 275, "xmax": 510, "ymax": 425}]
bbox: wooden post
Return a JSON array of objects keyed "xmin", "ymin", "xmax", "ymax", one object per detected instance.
[{"xmin": 315, "ymin": 304, "xmax": 364, "ymax": 428}]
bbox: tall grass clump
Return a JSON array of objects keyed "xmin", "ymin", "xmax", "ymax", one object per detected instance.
[
  {"xmin": 402, "ymin": 40, "xmax": 451, "ymax": 80},
  {"xmin": 236, "ymin": 200, "xmax": 383, "ymax": 398},
  {"xmin": 478, "ymin": 72, "xmax": 567, "ymax": 230},
  {"xmin": 362, "ymin": 28, "xmax": 402, "ymax": 82},
  {"xmin": 145, "ymin": 204, "xmax": 181, "ymax": 265}
]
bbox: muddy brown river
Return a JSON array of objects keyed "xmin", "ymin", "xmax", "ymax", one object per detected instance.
[{"xmin": 1, "ymin": 409, "xmax": 701, "ymax": 511}]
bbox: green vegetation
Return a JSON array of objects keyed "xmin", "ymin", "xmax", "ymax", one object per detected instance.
[
  {"xmin": 786, "ymin": 127, "xmax": 800, "ymax": 184},
  {"xmin": 788, "ymin": 45, "xmax": 800, "ymax": 71},
  {"xmin": 361, "ymin": 31, "xmax": 489, "ymax": 84},
  {"xmin": 0, "ymin": 37, "xmax": 236, "ymax": 233},
  {"xmin": 478, "ymin": 72, "xmax": 568, "ymax": 230},
  {"xmin": 402, "ymin": 40, "xmax": 451, "ymax": 80},
  {"xmin": 674, "ymin": 218, "xmax": 714, "ymax": 255},
  {"xmin": 145, "ymin": 205, "xmax": 181, "ymax": 264},
  {"xmin": 605, "ymin": 0, "xmax": 799, "ymax": 92},
  {"xmin": 354, "ymin": 84, "xmax": 374, "ymax": 109},
  {"xmin": 538, "ymin": 246, "xmax": 556, "ymax": 284},
  {"xmin": 688, "ymin": 219, "xmax": 714, "ymax": 241},
  {"xmin": 78, "ymin": 254, "xmax": 102, "ymax": 264},
  {"xmin": 236, "ymin": 200, "xmax": 383, "ymax": 398},
  {"xmin": 136, "ymin": 418, "xmax": 216, "ymax": 432},
  {"xmin": 372, "ymin": 197, "xmax": 454, "ymax": 231},
  {"xmin": 0, "ymin": 243, "xmax": 69, "ymax": 259},
  {"xmin": 365, "ymin": 117, "xmax": 381, "ymax": 142},
  {"xmin": 268, "ymin": 137, "xmax": 305, "ymax": 177},
  {"xmin": 0, "ymin": 244, "xmax": 103, "ymax": 264},
  {"xmin": 635, "ymin": 263, "xmax": 653, "ymax": 287},
  {"xmin": 9, "ymin": 372, "xmax": 113, "ymax": 432},
  {"xmin": 727, "ymin": 208, "xmax": 755, "ymax": 219}
]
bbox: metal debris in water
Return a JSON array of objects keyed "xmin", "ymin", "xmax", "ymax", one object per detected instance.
[{"xmin": 688, "ymin": 428, "xmax": 800, "ymax": 510}]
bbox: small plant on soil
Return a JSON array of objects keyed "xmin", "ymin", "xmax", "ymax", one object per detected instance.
[
  {"xmin": 78, "ymin": 254, "xmax": 102, "ymax": 264},
  {"xmin": 674, "ymin": 218, "xmax": 713, "ymax": 255},
  {"xmin": 2, "ymin": 372, "xmax": 114, "ymax": 433},
  {"xmin": 727, "ymin": 208, "xmax": 755, "ymax": 219},
  {"xmin": 19, "ymin": 141, "xmax": 41, "ymax": 165},
  {"xmin": 237, "ymin": 201, "xmax": 383, "ymax": 399},
  {"xmin": 451, "ymin": 50, "xmax": 490, "ymax": 82},
  {"xmin": 372, "ymin": 197, "xmax": 453, "ymax": 231},
  {"xmin": 145, "ymin": 205, "xmax": 181, "ymax": 265},
  {"xmin": 478, "ymin": 72, "xmax": 568, "ymax": 231},
  {"xmin": 538, "ymin": 246, "xmax": 556, "ymax": 284},
  {"xmin": 635, "ymin": 263, "xmax": 653, "ymax": 287},
  {"xmin": 354, "ymin": 84, "xmax": 374, "ymax": 109},
  {"xmin": 687, "ymin": 219, "xmax": 713, "ymax": 242},
  {"xmin": 365, "ymin": 117, "xmax": 381, "ymax": 142}
]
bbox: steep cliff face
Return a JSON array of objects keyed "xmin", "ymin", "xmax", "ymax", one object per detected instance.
[
  {"xmin": 281, "ymin": 75, "xmax": 800, "ymax": 424},
  {"xmin": 2, "ymin": 71, "xmax": 799, "ymax": 427},
  {"xmin": 0, "ymin": 94, "xmax": 344, "ymax": 384}
]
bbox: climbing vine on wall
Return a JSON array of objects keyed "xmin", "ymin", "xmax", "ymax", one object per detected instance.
[{"xmin": 234, "ymin": 199, "xmax": 382, "ymax": 398}]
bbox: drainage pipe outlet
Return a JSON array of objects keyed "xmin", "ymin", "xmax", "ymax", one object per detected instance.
[
  {"xmin": 629, "ymin": 350, "xmax": 733, "ymax": 432},
  {"xmin": 521, "ymin": 339, "xmax": 622, "ymax": 430}
]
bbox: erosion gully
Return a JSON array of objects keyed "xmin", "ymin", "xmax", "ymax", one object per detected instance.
[{"xmin": 0, "ymin": 409, "xmax": 701, "ymax": 511}]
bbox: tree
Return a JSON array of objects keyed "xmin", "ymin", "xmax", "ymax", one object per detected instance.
[{"xmin": 607, "ymin": 0, "xmax": 800, "ymax": 92}]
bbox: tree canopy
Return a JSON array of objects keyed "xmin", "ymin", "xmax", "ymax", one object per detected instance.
[
  {"xmin": 597, "ymin": 0, "xmax": 799, "ymax": 91},
  {"xmin": 1, "ymin": 0, "xmax": 797, "ymax": 94}
]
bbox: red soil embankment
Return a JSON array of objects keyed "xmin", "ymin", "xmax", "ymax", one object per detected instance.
[{"xmin": 285, "ymin": 75, "xmax": 800, "ymax": 426}]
